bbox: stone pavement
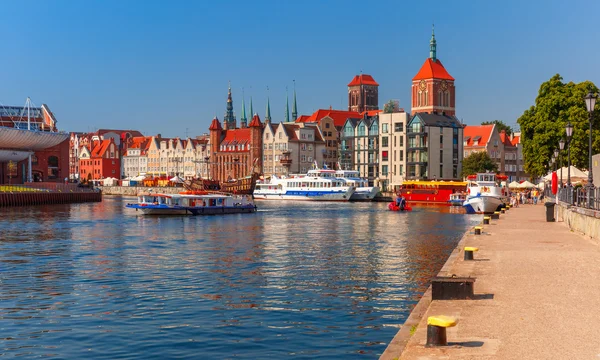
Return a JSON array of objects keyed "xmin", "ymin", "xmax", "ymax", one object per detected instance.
[{"xmin": 381, "ymin": 203, "xmax": 600, "ymax": 360}]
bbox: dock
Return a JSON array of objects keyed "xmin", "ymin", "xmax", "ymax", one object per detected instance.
[
  {"xmin": 381, "ymin": 203, "xmax": 600, "ymax": 359},
  {"xmin": 0, "ymin": 183, "xmax": 101, "ymax": 207}
]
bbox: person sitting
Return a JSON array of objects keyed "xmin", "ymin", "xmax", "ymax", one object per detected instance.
[
  {"xmin": 399, "ymin": 196, "xmax": 407, "ymax": 211},
  {"xmin": 396, "ymin": 194, "xmax": 402, "ymax": 207}
]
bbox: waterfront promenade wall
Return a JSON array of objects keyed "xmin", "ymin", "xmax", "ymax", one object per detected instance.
[
  {"xmin": 381, "ymin": 204, "xmax": 600, "ymax": 359},
  {"xmin": 556, "ymin": 201, "xmax": 600, "ymax": 243},
  {"xmin": 0, "ymin": 182, "xmax": 101, "ymax": 207}
]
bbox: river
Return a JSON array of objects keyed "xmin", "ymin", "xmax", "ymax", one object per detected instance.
[{"xmin": 0, "ymin": 197, "xmax": 479, "ymax": 359}]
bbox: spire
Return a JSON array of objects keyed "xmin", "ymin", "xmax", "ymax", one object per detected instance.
[
  {"xmin": 224, "ymin": 82, "xmax": 236, "ymax": 129},
  {"xmin": 250, "ymin": 96, "xmax": 254, "ymax": 118},
  {"xmin": 292, "ymin": 80, "xmax": 298, "ymax": 121},
  {"xmin": 240, "ymin": 89, "xmax": 247, "ymax": 128},
  {"xmin": 430, "ymin": 24, "xmax": 437, "ymax": 61},
  {"xmin": 285, "ymin": 87, "xmax": 290, "ymax": 123},
  {"xmin": 265, "ymin": 97, "xmax": 271, "ymax": 123}
]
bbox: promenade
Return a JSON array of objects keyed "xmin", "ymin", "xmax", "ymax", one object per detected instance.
[{"xmin": 382, "ymin": 203, "xmax": 600, "ymax": 359}]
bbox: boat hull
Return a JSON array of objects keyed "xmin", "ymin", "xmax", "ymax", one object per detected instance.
[
  {"xmin": 253, "ymin": 190, "xmax": 352, "ymax": 201},
  {"xmin": 126, "ymin": 204, "xmax": 257, "ymax": 215},
  {"xmin": 388, "ymin": 202, "xmax": 413, "ymax": 211},
  {"xmin": 349, "ymin": 187, "xmax": 379, "ymax": 201},
  {"xmin": 462, "ymin": 196, "xmax": 504, "ymax": 214}
]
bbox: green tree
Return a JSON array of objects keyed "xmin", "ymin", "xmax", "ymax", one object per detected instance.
[
  {"xmin": 383, "ymin": 100, "xmax": 399, "ymax": 113},
  {"xmin": 481, "ymin": 120, "xmax": 513, "ymax": 136},
  {"xmin": 460, "ymin": 151, "xmax": 498, "ymax": 178},
  {"xmin": 517, "ymin": 74, "xmax": 599, "ymax": 178}
]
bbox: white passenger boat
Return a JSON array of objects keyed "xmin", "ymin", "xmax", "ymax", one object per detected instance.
[
  {"xmin": 253, "ymin": 169, "xmax": 355, "ymax": 201},
  {"xmin": 462, "ymin": 173, "xmax": 508, "ymax": 214},
  {"xmin": 126, "ymin": 192, "xmax": 256, "ymax": 215},
  {"xmin": 334, "ymin": 169, "xmax": 379, "ymax": 201}
]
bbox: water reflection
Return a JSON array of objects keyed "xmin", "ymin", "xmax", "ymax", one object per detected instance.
[{"xmin": 0, "ymin": 198, "xmax": 479, "ymax": 359}]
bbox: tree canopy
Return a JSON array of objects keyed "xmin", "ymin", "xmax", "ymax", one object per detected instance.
[
  {"xmin": 481, "ymin": 120, "xmax": 513, "ymax": 136},
  {"xmin": 383, "ymin": 100, "xmax": 400, "ymax": 113},
  {"xmin": 517, "ymin": 74, "xmax": 599, "ymax": 178},
  {"xmin": 460, "ymin": 151, "xmax": 498, "ymax": 178}
]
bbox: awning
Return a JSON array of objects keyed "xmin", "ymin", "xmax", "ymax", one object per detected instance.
[{"xmin": 0, "ymin": 127, "xmax": 68, "ymax": 150}]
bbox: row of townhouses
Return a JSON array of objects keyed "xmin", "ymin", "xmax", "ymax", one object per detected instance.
[{"xmin": 65, "ymin": 30, "xmax": 528, "ymax": 188}]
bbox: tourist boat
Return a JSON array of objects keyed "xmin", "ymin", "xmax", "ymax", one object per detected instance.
[
  {"xmin": 253, "ymin": 169, "xmax": 355, "ymax": 201},
  {"xmin": 462, "ymin": 173, "xmax": 508, "ymax": 214},
  {"xmin": 335, "ymin": 169, "xmax": 379, "ymax": 201},
  {"xmin": 397, "ymin": 180, "xmax": 468, "ymax": 204},
  {"xmin": 447, "ymin": 192, "xmax": 466, "ymax": 206},
  {"xmin": 126, "ymin": 192, "xmax": 257, "ymax": 215},
  {"xmin": 387, "ymin": 202, "xmax": 413, "ymax": 211}
]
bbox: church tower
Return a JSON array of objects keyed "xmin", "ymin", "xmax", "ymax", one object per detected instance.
[
  {"xmin": 223, "ymin": 83, "xmax": 236, "ymax": 130},
  {"xmin": 411, "ymin": 26, "xmax": 456, "ymax": 116},
  {"xmin": 348, "ymin": 74, "xmax": 379, "ymax": 113}
]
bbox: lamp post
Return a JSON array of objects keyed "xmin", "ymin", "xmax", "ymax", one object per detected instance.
[
  {"xmin": 558, "ymin": 139, "xmax": 565, "ymax": 188},
  {"xmin": 584, "ymin": 92, "xmax": 596, "ymax": 207},
  {"xmin": 566, "ymin": 122, "xmax": 573, "ymax": 186}
]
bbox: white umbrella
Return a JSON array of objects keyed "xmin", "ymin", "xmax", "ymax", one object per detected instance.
[
  {"xmin": 169, "ymin": 176, "xmax": 184, "ymax": 183},
  {"xmin": 508, "ymin": 181, "xmax": 520, "ymax": 188},
  {"xmin": 518, "ymin": 180, "xmax": 536, "ymax": 189}
]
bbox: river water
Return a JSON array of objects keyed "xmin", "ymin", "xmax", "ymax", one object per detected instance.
[{"xmin": 0, "ymin": 197, "xmax": 479, "ymax": 359}]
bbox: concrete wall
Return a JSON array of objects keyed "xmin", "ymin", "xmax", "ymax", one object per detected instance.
[{"xmin": 557, "ymin": 202, "xmax": 600, "ymax": 243}]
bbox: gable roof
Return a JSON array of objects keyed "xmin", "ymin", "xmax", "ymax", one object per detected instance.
[
  {"xmin": 412, "ymin": 112, "xmax": 462, "ymax": 128},
  {"xmin": 499, "ymin": 131, "xmax": 516, "ymax": 148},
  {"xmin": 463, "ymin": 124, "xmax": 495, "ymax": 147},
  {"xmin": 511, "ymin": 135, "xmax": 520, "ymax": 146},
  {"xmin": 91, "ymin": 139, "xmax": 113, "ymax": 158},
  {"xmin": 282, "ymin": 124, "xmax": 300, "ymax": 141},
  {"xmin": 413, "ymin": 58, "xmax": 455, "ymax": 81},
  {"xmin": 348, "ymin": 74, "xmax": 379, "ymax": 87},
  {"xmin": 297, "ymin": 109, "xmax": 363, "ymax": 128},
  {"xmin": 220, "ymin": 128, "xmax": 252, "ymax": 150}
]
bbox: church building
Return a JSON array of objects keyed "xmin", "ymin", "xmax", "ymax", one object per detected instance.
[
  {"xmin": 209, "ymin": 85, "xmax": 263, "ymax": 181},
  {"xmin": 406, "ymin": 28, "xmax": 463, "ymax": 180}
]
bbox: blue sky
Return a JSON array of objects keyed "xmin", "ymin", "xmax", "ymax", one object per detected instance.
[{"xmin": 0, "ymin": 0, "xmax": 598, "ymax": 137}]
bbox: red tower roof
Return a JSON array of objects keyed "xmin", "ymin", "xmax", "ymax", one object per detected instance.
[
  {"xmin": 248, "ymin": 114, "xmax": 262, "ymax": 127},
  {"xmin": 348, "ymin": 74, "xmax": 379, "ymax": 87},
  {"xmin": 209, "ymin": 117, "xmax": 222, "ymax": 130},
  {"xmin": 412, "ymin": 58, "xmax": 454, "ymax": 81}
]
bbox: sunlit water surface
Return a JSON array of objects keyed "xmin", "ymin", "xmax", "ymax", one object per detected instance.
[{"xmin": 0, "ymin": 197, "xmax": 479, "ymax": 359}]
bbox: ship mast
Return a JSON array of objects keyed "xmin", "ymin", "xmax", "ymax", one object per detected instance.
[{"xmin": 26, "ymin": 97, "xmax": 32, "ymax": 183}]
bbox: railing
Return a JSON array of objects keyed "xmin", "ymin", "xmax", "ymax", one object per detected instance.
[{"xmin": 552, "ymin": 185, "xmax": 600, "ymax": 211}]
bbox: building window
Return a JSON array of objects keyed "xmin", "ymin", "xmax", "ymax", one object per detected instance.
[
  {"xmin": 382, "ymin": 151, "xmax": 388, "ymax": 161},
  {"xmin": 358, "ymin": 124, "xmax": 366, "ymax": 136},
  {"xmin": 382, "ymin": 165, "xmax": 388, "ymax": 176},
  {"xmin": 325, "ymin": 122, "xmax": 330, "ymax": 129},
  {"xmin": 395, "ymin": 122, "xmax": 404, "ymax": 132},
  {"xmin": 266, "ymin": 134, "xmax": 269, "ymax": 140},
  {"xmin": 382, "ymin": 136, "xmax": 388, "ymax": 147},
  {"xmin": 399, "ymin": 150, "xmax": 404, "ymax": 161},
  {"xmin": 440, "ymin": 135, "xmax": 443, "ymax": 144},
  {"xmin": 440, "ymin": 150, "xmax": 443, "ymax": 162},
  {"xmin": 382, "ymin": 123, "xmax": 388, "ymax": 133}
]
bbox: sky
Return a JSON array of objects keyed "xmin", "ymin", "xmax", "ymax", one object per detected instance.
[{"xmin": 0, "ymin": 0, "xmax": 599, "ymax": 138}]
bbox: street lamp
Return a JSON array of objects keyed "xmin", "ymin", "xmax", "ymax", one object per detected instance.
[
  {"xmin": 584, "ymin": 92, "xmax": 596, "ymax": 207},
  {"xmin": 566, "ymin": 122, "xmax": 573, "ymax": 186},
  {"xmin": 559, "ymin": 139, "xmax": 565, "ymax": 187}
]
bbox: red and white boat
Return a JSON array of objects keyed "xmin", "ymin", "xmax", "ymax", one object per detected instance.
[{"xmin": 397, "ymin": 180, "xmax": 468, "ymax": 204}]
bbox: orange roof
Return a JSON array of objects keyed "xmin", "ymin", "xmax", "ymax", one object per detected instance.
[
  {"xmin": 499, "ymin": 131, "xmax": 515, "ymax": 147},
  {"xmin": 463, "ymin": 125, "xmax": 494, "ymax": 147},
  {"xmin": 348, "ymin": 74, "xmax": 379, "ymax": 87},
  {"xmin": 295, "ymin": 115, "xmax": 311, "ymax": 123},
  {"xmin": 296, "ymin": 109, "xmax": 363, "ymax": 128},
  {"xmin": 412, "ymin": 58, "xmax": 454, "ymax": 81},
  {"xmin": 511, "ymin": 135, "xmax": 520, "ymax": 146},
  {"xmin": 91, "ymin": 139, "xmax": 113, "ymax": 158}
]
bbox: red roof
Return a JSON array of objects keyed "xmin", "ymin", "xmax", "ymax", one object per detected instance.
[
  {"xmin": 209, "ymin": 117, "xmax": 222, "ymax": 130},
  {"xmin": 248, "ymin": 114, "xmax": 262, "ymax": 127},
  {"xmin": 348, "ymin": 74, "xmax": 379, "ymax": 87},
  {"xmin": 220, "ymin": 129, "xmax": 251, "ymax": 151},
  {"xmin": 463, "ymin": 125, "xmax": 494, "ymax": 147},
  {"xmin": 282, "ymin": 124, "xmax": 300, "ymax": 141},
  {"xmin": 296, "ymin": 109, "xmax": 362, "ymax": 128},
  {"xmin": 91, "ymin": 139, "xmax": 113, "ymax": 158},
  {"xmin": 361, "ymin": 110, "xmax": 382, "ymax": 117},
  {"xmin": 295, "ymin": 115, "xmax": 311, "ymax": 123},
  {"xmin": 412, "ymin": 58, "xmax": 454, "ymax": 81}
]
